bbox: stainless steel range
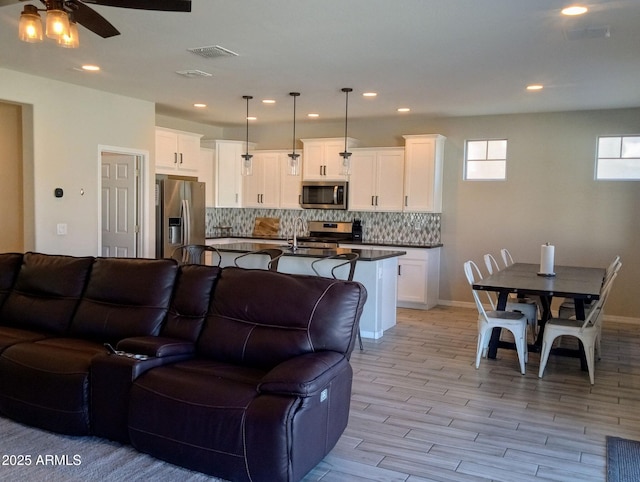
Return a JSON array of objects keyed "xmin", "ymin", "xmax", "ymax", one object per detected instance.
[{"xmin": 294, "ymin": 221, "xmax": 353, "ymax": 248}]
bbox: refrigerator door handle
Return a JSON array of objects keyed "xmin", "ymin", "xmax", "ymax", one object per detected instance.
[{"xmin": 181, "ymin": 199, "xmax": 191, "ymax": 246}]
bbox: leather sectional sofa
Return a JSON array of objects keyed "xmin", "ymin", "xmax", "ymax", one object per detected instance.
[{"xmin": 0, "ymin": 252, "xmax": 367, "ymax": 482}]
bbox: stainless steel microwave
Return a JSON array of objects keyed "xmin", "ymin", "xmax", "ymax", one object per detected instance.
[{"xmin": 301, "ymin": 181, "xmax": 348, "ymax": 210}]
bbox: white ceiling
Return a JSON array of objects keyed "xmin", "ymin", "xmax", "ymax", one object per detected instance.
[{"xmin": 1, "ymin": 0, "xmax": 639, "ymax": 126}]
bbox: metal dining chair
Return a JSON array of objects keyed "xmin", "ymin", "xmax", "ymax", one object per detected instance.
[
  {"xmin": 500, "ymin": 248, "xmax": 515, "ymax": 268},
  {"xmin": 171, "ymin": 244, "xmax": 221, "ymax": 266},
  {"xmin": 484, "ymin": 253, "xmax": 539, "ymax": 337},
  {"xmin": 464, "ymin": 260, "xmax": 528, "ymax": 374},
  {"xmin": 234, "ymin": 248, "xmax": 284, "ymax": 272},
  {"xmin": 311, "ymin": 253, "xmax": 363, "ymax": 351},
  {"xmin": 538, "ymin": 266, "xmax": 619, "ymax": 384}
]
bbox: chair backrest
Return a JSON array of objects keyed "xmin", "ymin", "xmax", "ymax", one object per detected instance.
[
  {"xmin": 603, "ymin": 256, "xmax": 621, "ymax": 287},
  {"xmin": 234, "ymin": 248, "xmax": 284, "ymax": 272},
  {"xmin": 172, "ymin": 244, "xmax": 221, "ymax": 267},
  {"xmin": 311, "ymin": 253, "xmax": 359, "ymax": 281},
  {"xmin": 500, "ymin": 248, "xmax": 514, "ymax": 267},
  {"xmin": 483, "ymin": 253, "xmax": 501, "ymax": 275},
  {"xmin": 463, "ymin": 260, "xmax": 495, "ymax": 318},
  {"xmin": 580, "ymin": 267, "xmax": 619, "ymax": 331}
]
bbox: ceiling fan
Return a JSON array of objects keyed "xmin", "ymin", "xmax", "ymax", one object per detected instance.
[{"xmin": 2, "ymin": 0, "xmax": 192, "ymax": 39}]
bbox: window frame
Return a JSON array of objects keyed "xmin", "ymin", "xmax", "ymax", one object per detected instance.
[
  {"xmin": 463, "ymin": 138, "xmax": 508, "ymax": 181},
  {"xmin": 595, "ymin": 134, "xmax": 640, "ymax": 181}
]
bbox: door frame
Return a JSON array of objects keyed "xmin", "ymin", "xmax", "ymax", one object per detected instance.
[{"xmin": 98, "ymin": 145, "xmax": 149, "ymax": 258}]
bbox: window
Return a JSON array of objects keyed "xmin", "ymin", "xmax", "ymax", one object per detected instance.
[
  {"xmin": 596, "ymin": 135, "xmax": 640, "ymax": 180},
  {"xmin": 464, "ymin": 139, "xmax": 507, "ymax": 180}
]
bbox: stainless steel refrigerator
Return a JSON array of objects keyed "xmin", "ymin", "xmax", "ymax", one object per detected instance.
[{"xmin": 155, "ymin": 176, "xmax": 205, "ymax": 259}]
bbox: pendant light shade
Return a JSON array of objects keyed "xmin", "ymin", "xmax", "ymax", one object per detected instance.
[
  {"xmin": 46, "ymin": 4, "xmax": 70, "ymax": 40},
  {"xmin": 241, "ymin": 95, "xmax": 253, "ymax": 176},
  {"xmin": 58, "ymin": 20, "xmax": 79, "ymax": 48},
  {"xmin": 339, "ymin": 87, "xmax": 353, "ymax": 175},
  {"xmin": 19, "ymin": 5, "xmax": 43, "ymax": 43},
  {"xmin": 287, "ymin": 92, "xmax": 301, "ymax": 176}
]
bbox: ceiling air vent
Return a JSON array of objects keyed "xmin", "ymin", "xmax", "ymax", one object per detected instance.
[
  {"xmin": 565, "ymin": 25, "xmax": 611, "ymax": 41},
  {"xmin": 187, "ymin": 45, "xmax": 239, "ymax": 59},
  {"xmin": 175, "ymin": 70, "xmax": 213, "ymax": 78}
]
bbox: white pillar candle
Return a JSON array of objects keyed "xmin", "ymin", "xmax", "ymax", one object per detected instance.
[{"xmin": 540, "ymin": 243, "xmax": 555, "ymax": 274}]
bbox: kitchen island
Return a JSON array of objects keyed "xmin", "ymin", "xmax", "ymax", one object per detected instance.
[{"xmin": 209, "ymin": 242, "xmax": 405, "ymax": 339}]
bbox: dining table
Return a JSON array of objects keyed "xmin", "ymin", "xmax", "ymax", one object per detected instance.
[{"xmin": 472, "ymin": 262, "xmax": 606, "ymax": 363}]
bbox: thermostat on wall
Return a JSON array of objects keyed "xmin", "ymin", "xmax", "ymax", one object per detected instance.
[{"xmin": 54, "ymin": 188, "xmax": 63, "ymax": 198}]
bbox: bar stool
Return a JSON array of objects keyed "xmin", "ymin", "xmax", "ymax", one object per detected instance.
[
  {"xmin": 234, "ymin": 248, "xmax": 284, "ymax": 272},
  {"xmin": 311, "ymin": 253, "xmax": 363, "ymax": 351},
  {"xmin": 171, "ymin": 245, "xmax": 221, "ymax": 266}
]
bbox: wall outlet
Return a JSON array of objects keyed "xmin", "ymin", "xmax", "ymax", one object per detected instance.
[{"xmin": 56, "ymin": 223, "xmax": 67, "ymax": 235}]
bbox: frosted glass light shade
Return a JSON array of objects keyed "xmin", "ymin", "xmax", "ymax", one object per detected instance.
[
  {"xmin": 19, "ymin": 6, "xmax": 43, "ymax": 43},
  {"xmin": 46, "ymin": 9, "xmax": 70, "ymax": 40},
  {"xmin": 58, "ymin": 21, "xmax": 79, "ymax": 48}
]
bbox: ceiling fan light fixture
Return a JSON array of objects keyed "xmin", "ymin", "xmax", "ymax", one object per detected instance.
[
  {"xmin": 45, "ymin": 6, "xmax": 70, "ymax": 41},
  {"xmin": 19, "ymin": 5, "xmax": 43, "ymax": 43},
  {"xmin": 58, "ymin": 20, "xmax": 79, "ymax": 48}
]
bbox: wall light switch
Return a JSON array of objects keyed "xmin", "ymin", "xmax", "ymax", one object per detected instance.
[{"xmin": 56, "ymin": 223, "xmax": 67, "ymax": 235}]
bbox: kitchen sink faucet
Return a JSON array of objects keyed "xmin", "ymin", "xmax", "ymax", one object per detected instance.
[{"xmin": 292, "ymin": 217, "xmax": 306, "ymax": 251}]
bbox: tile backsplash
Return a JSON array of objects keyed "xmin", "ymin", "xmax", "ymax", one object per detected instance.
[{"xmin": 206, "ymin": 208, "xmax": 441, "ymax": 245}]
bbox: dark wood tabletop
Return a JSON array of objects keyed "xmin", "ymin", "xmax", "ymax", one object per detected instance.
[{"xmin": 473, "ymin": 262, "xmax": 605, "ymax": 301}]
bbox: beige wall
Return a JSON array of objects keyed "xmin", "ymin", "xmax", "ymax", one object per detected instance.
[
  {"xmin": 0, "ymin": 68, "xmax": 157, "ymax": 257},
  {"xmin": 224, "ymin": 108, "xmax": 640, "ymax": 318},
  {"xmin": 0, "ymin": 102, "xmax": 23, "ymax": 252}
]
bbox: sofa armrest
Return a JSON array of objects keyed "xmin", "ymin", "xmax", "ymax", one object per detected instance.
[
  {"xmin": 116, "ymin": 336, "xmax": 195, "ymax": 358},
  {"xmin": 258, "ymin": 351, "xmax": 348, "ymax": 397}
]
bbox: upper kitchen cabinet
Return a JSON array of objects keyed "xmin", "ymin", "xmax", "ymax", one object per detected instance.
[
  {"xmin": 155, "ymin": 127, "xmax": 203, "ymax": 174},
  {"xmin": 279, "ymin": 151, "xmax": 303, "ymax": 210},
  {"xmin": 243, "ymin": 150, "xmax": 281, "ymax": 209},
  {"xmin": 206, "ymin": 140, "xmax": 255, "ymax": 208},
  {"xmin": 402, "ymin": 134, "xmax": 446, "ymax": 213},
  {"xmin": 199, "ymin": 147, "xmax": 215, "ymax": 207},
  {"xmin": 349, "ymin": 148, "xmax": 405, "ymax": 212},
  {"xmin": 301, "ymin": 138, "xmax": 360, "ymax": 181}
]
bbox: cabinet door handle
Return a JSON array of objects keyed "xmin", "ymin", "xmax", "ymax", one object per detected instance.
[
  {"xmin": 320, "ymin": 166, "xmax": 323, "ymax": 176},
  {"xmin": 398, "ymin": 265, "xmax": 402, "ymax": 276},
  {"xmin": 375, "ymin": 195, "xmax": 379, "ymax": 206},
  {"xmin": 371, "ymin": 196, "xmax": 375, "ymax": 206},
  {"xmin": 404, "ymin": 195, "xmax": 408, "ymax": 207},
  {"xmin": 174, "ymin": 153, "xmax": 178, "ymax": 164},
  {"xmin": 179, "ymin": 153, "xmax": 183, "ymax": 165}
]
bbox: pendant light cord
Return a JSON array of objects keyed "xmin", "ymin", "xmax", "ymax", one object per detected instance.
[
  {"xmin": 242, "ymin": 95, "xmax": 253, "ymax": 161},
  {"xmin": 340, "ymin": 88, "xmax": 353, "ymax": 159},
  {"xmin": 289, "ymin": 92, "xmax": 300, "ymax": 160}
]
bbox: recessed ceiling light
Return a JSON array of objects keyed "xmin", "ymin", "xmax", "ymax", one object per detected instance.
[
  {"xmin": 363, "ymin": 92, "xmax": 377, "ymax": 98},
  {"xmin": 561, "ymin": 5, "xmax": 588, "ymax": 16},
  {"xmin": 397, "ymin": 108, "xmax": 411, "ymax": 113},
  {"xmin": 307, "ymin": 113, "xmax": 319, "ymax": 118},
  {"xmin": 81, "ymin": 64, "xmax": 100, "ymax": 72},
  {"xmin": 193, "ymin": 103, "xmax": 207, "ymax": 108},
  {"xmin": 247, "ymin": 116, "xmax": 257, "ymax": 121},
  {"xmin": 526, "ymin": 84, "xmax": 544, "ymax": 91},
  {"xmin": 262, "ymin": 99, "xmax": 276, "ymax": 104}
]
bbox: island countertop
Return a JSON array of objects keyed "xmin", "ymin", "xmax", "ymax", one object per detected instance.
[{"xmin": 214, "ymin": 242, "xmax": 406, "ymax": 261}]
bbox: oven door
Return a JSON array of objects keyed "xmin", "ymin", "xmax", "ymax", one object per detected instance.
[{"xmin": 301, "ymin": 182, "xmax": 348, "ymax": 209}]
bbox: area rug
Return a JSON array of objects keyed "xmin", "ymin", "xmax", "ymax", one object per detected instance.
[
  {"xmin": 0, "ymin": 416, "xmax": 224, "ymax": 481},
  {"xmin": 607, "ymin": 436, "xmax": 640, "ymax": 482}
]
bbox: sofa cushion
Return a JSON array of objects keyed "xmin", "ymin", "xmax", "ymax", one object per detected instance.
[
  {"xmin": 0, "ymin": 253, "xmax": 22, "ymax": 310},
  {"xmin": 0, "ymin": 337, "xmax": 106, "ymax": 434},
  {"xmin": 197, "ymin": 267, "xmax": 367, "ymax": 368},
  {"xmin": 0, "ymin": 252, "xmax": 94, "ymax": 334},
  {"xmin": 70, "ymin": 257, "xmax": 178, "ymax": 343},
  {"xmin": 161, "ymin": 264, "xmax": 221, "ymax": 342}
]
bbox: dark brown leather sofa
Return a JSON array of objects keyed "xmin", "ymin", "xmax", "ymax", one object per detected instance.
[{"xmin": 0, "ymin": 252, "xmax": 367, "ymax": 482}]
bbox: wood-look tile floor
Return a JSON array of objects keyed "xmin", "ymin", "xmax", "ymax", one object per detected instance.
[{"xmin": 303, "ymin": 306, "xmax": 640, "ymax": 482}]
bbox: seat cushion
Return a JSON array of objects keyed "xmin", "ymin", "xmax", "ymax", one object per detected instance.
[
  {"xmin": 0, "ymin": 253, "xmax": 22, "ymax": 310},
  {"xmin": 0, "ymin": 338, "xmax": 106, "ymax": 435},
  {"xmin": 128, "ymin": 360, "xmax": 282, "ymax": 480},
  {"xmin": 0, "ymin": 326, "xmax": 49, "ymax": 354}
]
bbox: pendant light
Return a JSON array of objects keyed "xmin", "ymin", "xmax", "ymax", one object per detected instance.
[
  {"xmin": 287, "ymin": 92, "xmax": 301, "ymax": 176},
  {"xmin": 19, "ymin": 5, "xmax": 43, "ymax": 43},
  {"xmin": 339, "ymin": 87, "xmax": 353, "ymax": 175},
  {"xmin": 241, "ymin": 95, "xmax": 253, "ymax": 176}
]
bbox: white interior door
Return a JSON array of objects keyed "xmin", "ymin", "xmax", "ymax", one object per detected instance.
[{"xmin": 101, "ymin": 152, "xmax": 139, "ymax": 257}]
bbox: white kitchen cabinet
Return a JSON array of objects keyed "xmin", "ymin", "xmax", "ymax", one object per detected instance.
[
  {"xmin": 301, "ymin": 138, "xmax": 359, "ymax": 181},
  {"xmin": 199, "ymin": 147, "xmax": 215, "ymax": 207},
  {"xmin": 402, "ymin": 134, "xmax": 446, "ymax": 212},
  {"xmin": 208, "ymin": 140, "xmax": 255, "ymax": 208},
  {"xmin": 243, "ymin": 151, "xmax": 281, "ymax": 208},
  {"xmin": 155, "ymin": 127, "xmax": 202, "ymax": 174},
  {"xmin": 397, "ymin": 247, "xmax": 440, "ymax": 309},
  {"xmin": 279, "ymin": 151, "xmax": 303, "ymax": 209},
  {"xmin": 349, "ymin": 148, "xmax": 404, "ymax": 211}
]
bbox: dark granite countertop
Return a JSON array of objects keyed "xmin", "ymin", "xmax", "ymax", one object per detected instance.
[
  {"xmin": 206, "ymin": 235, "xmax": 442, "ymax": 249},
  {"xmin": 213, "ymin": 242, "xmax": 405, "ymax": 261}
]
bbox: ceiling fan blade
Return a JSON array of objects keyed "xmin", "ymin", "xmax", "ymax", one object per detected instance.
[
  {"xmin": 68, "ymin": 0, "xmax": 120, "ymax": 38},
  {"xmin": 0, "ymin": 0, "xmax": 21, "ymax": 6},
  {"xmin": 82, "ymin": 0, "xmax": 191, "ymax": 12}
]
